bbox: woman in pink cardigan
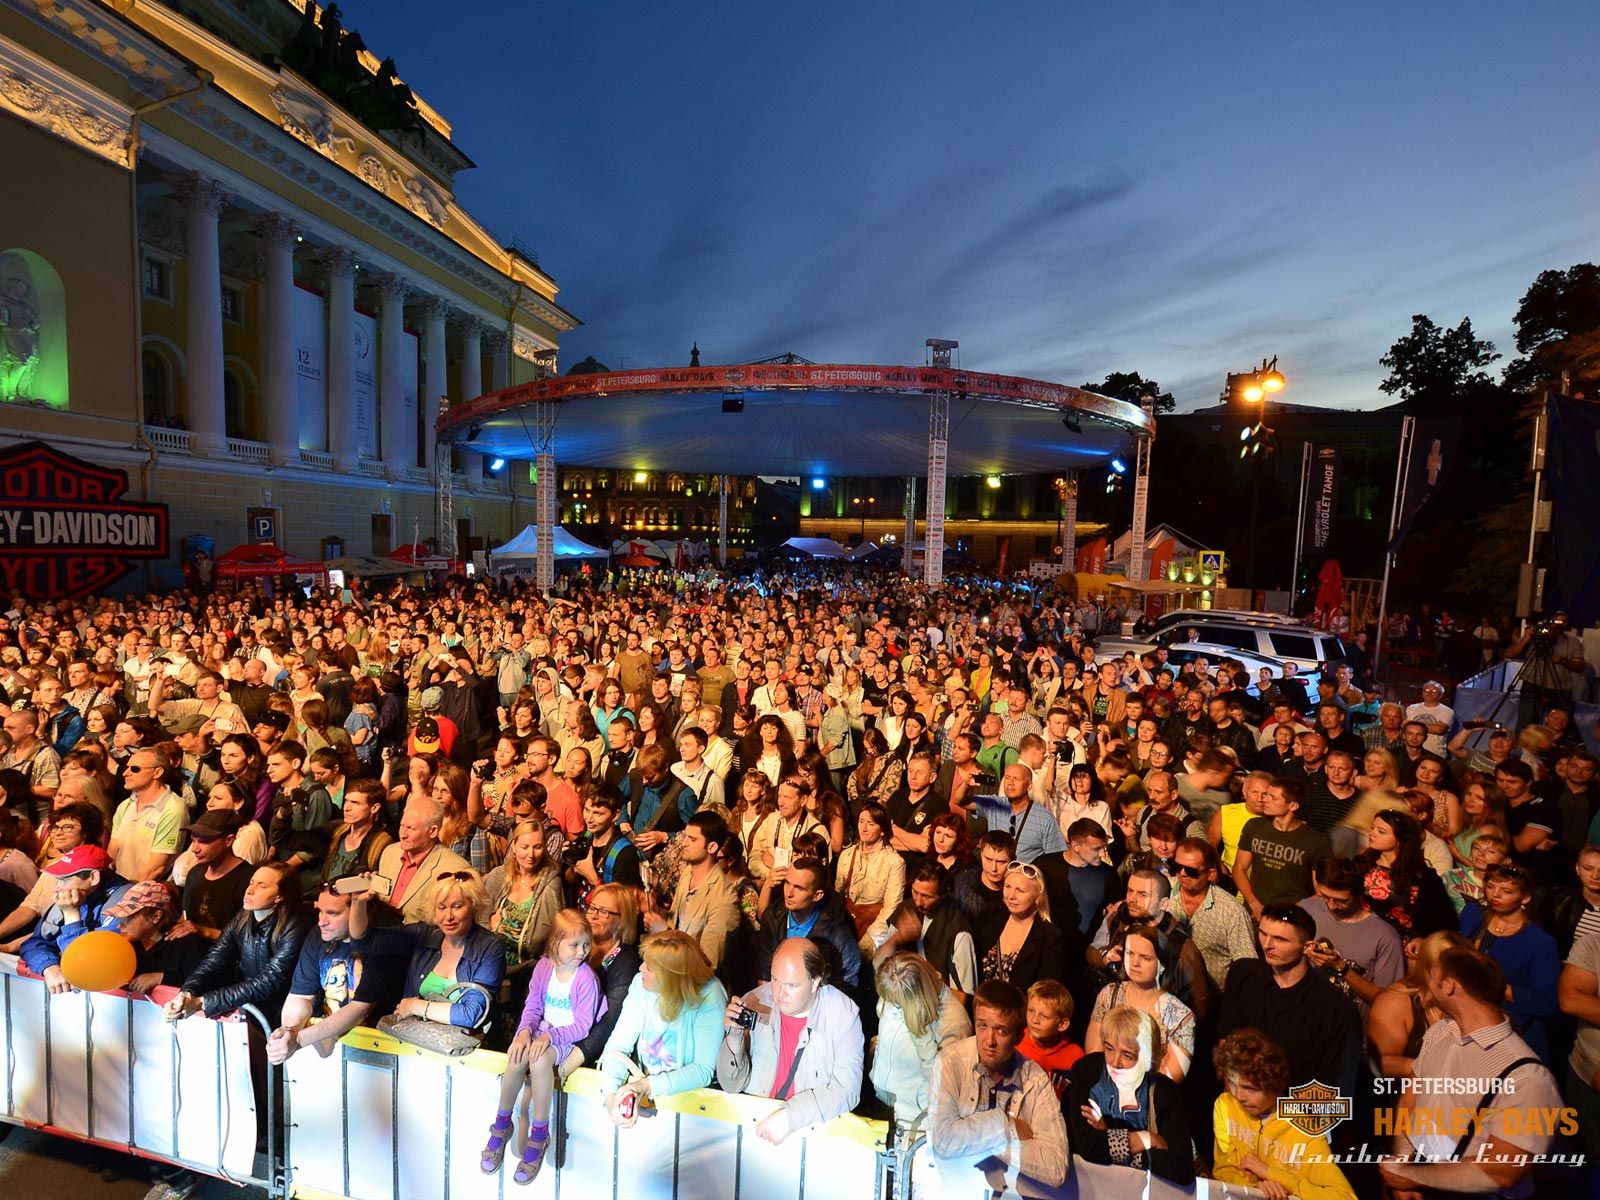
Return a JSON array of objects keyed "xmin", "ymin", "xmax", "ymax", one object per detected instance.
[{"xmin": 482, "ymin": 907, "xmax": 604, "ymax": 1185}]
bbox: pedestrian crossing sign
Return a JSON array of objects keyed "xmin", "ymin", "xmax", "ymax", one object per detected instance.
[{"xmin": 1199, "ymin": 550, "xmax": 1226, "ymax": 572}]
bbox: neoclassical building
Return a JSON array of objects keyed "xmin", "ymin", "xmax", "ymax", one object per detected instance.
[{"xmin": 0, "ymin": 0, "xmax": 576, "ymax": 578}]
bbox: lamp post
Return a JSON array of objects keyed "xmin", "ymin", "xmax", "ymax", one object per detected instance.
[{"xmin": 1227, "ymin": 357, "xmax": 1286, "ymax": 593}]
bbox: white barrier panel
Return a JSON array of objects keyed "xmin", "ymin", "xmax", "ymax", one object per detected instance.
[
  {"xmin": 908, "ymin": 1143, "xmax": 1264, "ymax": 1199},
  {"xmin": 284, "ymin": 1025, "xmax": 890, "ymax": 1200},
  {"xmin": 0, "ymin": 954, "xmax": 259, "ymax": 1181}
]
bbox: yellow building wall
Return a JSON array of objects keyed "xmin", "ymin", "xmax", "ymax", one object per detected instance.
[{"xmin": 0, "ymin": 112, "xmax": 137, "ymax": 434}]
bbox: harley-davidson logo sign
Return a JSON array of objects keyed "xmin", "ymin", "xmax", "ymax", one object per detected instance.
[
  {"xmin": 1277, "ymin": 1079, "xmax": 1353, "ymax": 1139},
  {"xmin": 0, "ymin": 440, "xmax": 169, "ymax": 598}
]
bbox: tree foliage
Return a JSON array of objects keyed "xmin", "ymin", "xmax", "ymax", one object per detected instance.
[
  {"xmin": 1378, "ymin": 315, "xmax": 1499, "ymax": 414},
  {"xmin": 1504, "ymin": 263, "xmax": 1600, "ymax": 395},
  {"xmin": 1082, "ymin": 372, "xmax": 1175, "ymax": 414}
]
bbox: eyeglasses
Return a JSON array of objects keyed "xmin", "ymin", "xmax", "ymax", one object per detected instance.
[
  {"xmin": 1006, "ymin": 861, "xmax": 1043, "ymax": 880},
  {"xmin": 584, "ymin": 903, "xmax": 620, "ymax": 919},
  {"xmin": 435, "ymin": 870, "xmax": 474, "ymax": 883}
]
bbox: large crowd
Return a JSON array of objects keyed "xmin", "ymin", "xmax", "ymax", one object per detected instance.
[{"xmin": 0, "ymin": 568, "xmax": 1594, "ymax": 1199}]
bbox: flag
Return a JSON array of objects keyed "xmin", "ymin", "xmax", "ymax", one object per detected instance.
[
  {"xmin": 1387, "ymin": 417, "xmax": 1461, "ymax": 553},
  {"xmin": 1546, "ymin": 395, "xmax": 1600, "ymax": 625}
]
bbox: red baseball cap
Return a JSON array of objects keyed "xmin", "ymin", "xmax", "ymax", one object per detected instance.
[{"xmin": 44, "ymin": 845, "xmax": 113, "ymax": 877}]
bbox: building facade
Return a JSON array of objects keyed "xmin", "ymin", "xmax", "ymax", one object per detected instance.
[{"xmin": 0, "ymin": 0, "xmax": 576, "ymax": 584}]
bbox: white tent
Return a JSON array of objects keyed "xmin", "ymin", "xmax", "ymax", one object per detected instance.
[
  {"xmin": 490, "ymin": 525, "xmax": 608, "ymax": 572},
  {"xmin": 781, "ymin": 536, "xmax": 852, "ymax": 558},
  {"xmin": 845, "ymin": 541, "xmax": 879, "ymax": 561}
]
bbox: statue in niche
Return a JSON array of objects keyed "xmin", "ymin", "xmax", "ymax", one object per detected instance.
[{"xmin": 0, "ymin": 276, "xmax": 40, "ymax": 402}]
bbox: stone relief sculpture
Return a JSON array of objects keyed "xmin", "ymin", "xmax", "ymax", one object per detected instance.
[{"xmin": 0, "ymin": 275, "xmax": 41, "ymax": 403}]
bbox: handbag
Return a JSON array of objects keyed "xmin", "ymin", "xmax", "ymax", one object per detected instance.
[{"xmin": 376, "ymin": 981, "xmax": 493, "ymax": 1058}]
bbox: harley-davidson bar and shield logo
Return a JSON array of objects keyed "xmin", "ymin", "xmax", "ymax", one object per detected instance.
[{"xmin": 0, "ymin": 440, "xmax": 169, "ymax": 598}]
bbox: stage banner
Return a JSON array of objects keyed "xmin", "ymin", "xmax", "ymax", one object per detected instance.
[
  {"xmin": 291, "ymin": 286, "xmax": 325, "ymax": 451},
  {"xmin": 1306, "ymin": 444, "xmax": 1339, "ymax": 552},
  {"xmin": 353, "ymin": 309, "xmax": 377, "ymax": 458},
  {"xmin": 0, "ymin": 441, "xmax": 168, "ymax": 597}
]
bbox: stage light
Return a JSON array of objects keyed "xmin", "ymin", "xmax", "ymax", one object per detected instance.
[
  {"xmin": 1110, "ymin": 457, "xmax": 1128, "ymax": 475},
  {"xmin": 1062, "ymin": 414, "xmax": 1082, "ymax": 435},
  {"xmin": 811, "ymin": 478, "xmax": 827, "ymax": 490},
  {"xmin": 721, "ymin": 391, "xmax": 744, "ymax": 414},
  {"xmin": 488, "ymin": 457, "xmax": 505, "ymax": 472},
  {"xmin": 985, "ymin": 476, "xmax": 1001, "ymax": 489}
]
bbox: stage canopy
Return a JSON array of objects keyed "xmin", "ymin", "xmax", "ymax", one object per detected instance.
[
  {"xmin": 492, "ymin": 525, "xmax": 608, "ymax": 561},
  {"xmin": 437, "ymin": 361, "xmax": 1149, "ymax": 477},
  {"xmin": 781, "ymin": 537, "xmax": 852, "ymax": 558}
]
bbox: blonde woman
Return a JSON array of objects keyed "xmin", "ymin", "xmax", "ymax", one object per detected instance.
[
  {"xmin": 596, "ymin": 930, "xmax": 727, "ymax": 1125},
  {"xmin": 871, "ymin": 952, "xmax": 972, "ymax": 1133},
  {"xmin": 558, "ymin": 883, "xmax": 643, "ymax": 1079},
  {"xmin": 1367, "ymin": 929, "xmax": 1469, "ymax": 1079},
  {"xmin": 485, "ymin": 819, "xmax": 565, "ymax": 973}
]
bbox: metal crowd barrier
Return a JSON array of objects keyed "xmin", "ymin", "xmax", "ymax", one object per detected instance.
[
  {"xmin": 282, "ymin": 1025, "xmax": 892, "ymax": 1199},
  {"xmin": 902, "ymin": 1133, "xmax": 1263, "ymax": 1198},
  {"xmin": 0, "ymin": 953, "xmax": 278, "ymax": 1193}
]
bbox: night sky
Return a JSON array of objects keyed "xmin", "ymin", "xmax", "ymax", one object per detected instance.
[{"xmin": 349, "ymin": 0, "xmax": 1599, "ymax": 410}]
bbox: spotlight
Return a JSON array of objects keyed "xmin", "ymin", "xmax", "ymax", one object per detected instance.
[
  {"xmin": 811, "ymin": 478, "xmax": 827, "ymax": 490},
  {"xmin": 1110, "ymin": 457, "xmax": 1128, "ymax": 475},
  {"xmin": 488, "ymin": 457, "xmax": 505, "ymax": 472},
  {"xmin": 721, "ymin": 390, "xmax": 744, "ymax": 414},
  {"xmin": 1062, "ymin": 414, "xmax": 1082, "ymax": 435},
  {"xmin": 985, "ymin": 476, "xmax": 1002, "ymax": 489}
]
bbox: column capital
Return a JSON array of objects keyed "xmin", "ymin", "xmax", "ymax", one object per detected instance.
[
  {"xmin": 254, "ymin": 214, "xmax": 301, "ymax": 251},
  {"xmin": 456, "ymin": 314, "xmax": 485, "ymax": 340},
  {"xmin": 176, "ymin": 173, "xmax": 229, "ymax": 218},
  {"xmin": 483, "ymin": 327, "xmax": 508, "ymax": 350},
  {"xmin": 320, "ymin": 245, "xmax": 360, "ymax": 279},
  {"xmin": 372, "ymin": 273, "xmax": 410, "ymax": 303},
  {"xmin": 413, "ymin": 293, "xmax": 450, "ymax": 322}
]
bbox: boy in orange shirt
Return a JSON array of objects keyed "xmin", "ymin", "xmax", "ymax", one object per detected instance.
[{"xmin": 1016, "ymin": 980, "xmax": 1083, "ymax": 1102}]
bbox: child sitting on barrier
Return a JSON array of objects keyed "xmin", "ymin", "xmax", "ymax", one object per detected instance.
[{"xmin": 483, "ymin": 907, "xmax": 603, "ymax": 1185}]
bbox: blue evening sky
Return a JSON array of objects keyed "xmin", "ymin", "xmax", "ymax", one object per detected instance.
[{"xmin": 349, "ymin": 0, "xmax": 1600, "ymax": 410}]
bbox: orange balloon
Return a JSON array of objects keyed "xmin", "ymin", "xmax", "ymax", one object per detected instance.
[{"xmin": 59, "ymin": 930, "xmax": 139, "ymax": 992}]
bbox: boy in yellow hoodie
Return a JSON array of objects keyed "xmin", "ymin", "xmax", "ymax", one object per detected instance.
[{"xmin": 1212, "ymin": 1029, "xmax": 1356, "ymax": 1200}]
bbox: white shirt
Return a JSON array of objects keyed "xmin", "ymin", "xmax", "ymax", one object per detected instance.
[{"xmin": 1405, "ymin": 702, "xmax": 1455, "ymax": 755}]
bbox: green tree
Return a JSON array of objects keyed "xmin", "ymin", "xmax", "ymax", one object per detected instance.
[
  {"xmin": 1378, "ymin": 315, "xmax": 1499, "ymax": 414},
  {"xmin": 1082, "ymin": 372, "xmax": 1175, "ymax": 414},
  {"xmin": 1504, "ymin": 263, "xmax": 1600, "ymax": 395}
]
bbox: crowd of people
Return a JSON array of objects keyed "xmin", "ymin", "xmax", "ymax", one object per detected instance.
[{"xmin": 0, "ymin": 568, "xmax": 1594, "ymax": 1198}]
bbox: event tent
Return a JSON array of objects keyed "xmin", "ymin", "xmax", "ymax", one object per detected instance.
[
  {"xmin": 213, "ymin": 544, "xmax": 328, "ymax": 579},
  {"xmin": 846, "ymin": 541, "xmax": 880, "ymax": 561},
  {"xmin": 322, "ymin": 554, "xmax": 415, "ymax": 579},
  {"xmin": 492, "ymin": 525, "xmax": 608, "ymax": 562},
  {"xmin": 780, "ymin": 537, "xmax": 852, "ymax": 558}
]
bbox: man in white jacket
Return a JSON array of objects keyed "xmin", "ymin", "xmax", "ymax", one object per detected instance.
[
  {"xmin": 718, "ymin": 937, "xmax": 864, "ymax": 1145},
  {"xmin": 927, "ymin": 979, "xmax": 1069, "ymax": 1194}
]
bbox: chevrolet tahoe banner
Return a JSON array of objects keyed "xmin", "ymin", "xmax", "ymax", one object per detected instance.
[{"xmin": 0, "ymin": 440, "xmax": 169, "ymax": 597}]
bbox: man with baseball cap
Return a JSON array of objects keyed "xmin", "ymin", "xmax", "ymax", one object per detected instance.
[
  {"xmin": 19, "ymin": 845, "xmax": 128, "ymax": 993},
  {"xmin": 176, "ymin": 811, "xmax": 251, "ymax": 940}
]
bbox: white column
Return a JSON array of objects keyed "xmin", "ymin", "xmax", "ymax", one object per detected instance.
[
  {"xmin": 377, "ymin": 275, "xmax": 411, "ymax": 478},
  {"xmin": 458, "ymin": 317, "xmax": 484, "ymax": 487},
  {"xmin": 256, "ymin": 216, "xmax": 300, "ymax": 467},
  {"xmin": 177, "ymin": 174, "xmax": 228, "ymax": 457},
  {"xmin": 416, "ymin": 295, "xmax": 447, "ymax": 472},
  {"xmin": 323, "ymin": 248, "xmax": 359, "ymax": 471}
]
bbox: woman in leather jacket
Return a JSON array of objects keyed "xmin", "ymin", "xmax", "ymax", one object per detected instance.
[{"xmin": 165, "ymin": 861, "xmax": 311, "ymax": 1027}]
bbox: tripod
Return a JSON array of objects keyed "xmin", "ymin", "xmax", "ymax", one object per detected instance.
[{"xmin": 1478, "ymin": 632, "xmax": 1571, "ymax": 732}]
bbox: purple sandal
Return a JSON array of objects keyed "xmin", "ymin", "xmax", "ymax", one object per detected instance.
[
  {"xmin": 513, "ymin": 1128, "xmax": 549, "ymax": 1186},
  {"xmin": 481, "ymin": 1116, "xmax": 514, "ymax": 1173}
]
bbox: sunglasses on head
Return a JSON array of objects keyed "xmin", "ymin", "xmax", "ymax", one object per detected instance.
[
  {"xmin": 1007, "ymin": 861, "xmax": 1043, "ymax": 879},
  {"xmin": 436, "ymin": 870, "xmax": 474, "ymax": 883}
]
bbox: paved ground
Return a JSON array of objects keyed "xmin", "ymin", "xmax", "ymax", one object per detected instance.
[{"xmin": 0, "ymin": 1126, "xmax": 269, "ymax": 1200}]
